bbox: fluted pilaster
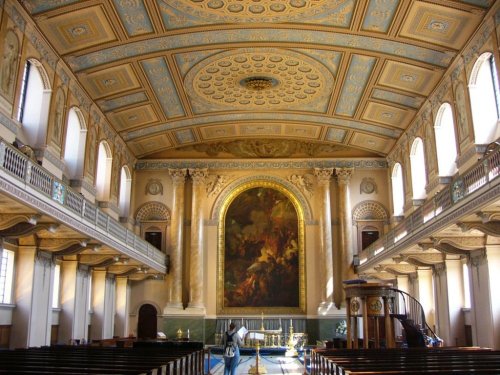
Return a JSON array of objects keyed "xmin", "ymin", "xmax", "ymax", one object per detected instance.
[
  {"xmin": 314, "ymin": 167, "xmax": 334, "ymax": 313},
  {"xmin": 335, "ymin": 167, "xmax": 354, "ymax": 308},
  {"xmin": 167, "ymin": 168, "xmax": 187, "ymax": 309},
  {"xmin": 187, "ymin": 168, "xmax": 208, "ymax": 312}
]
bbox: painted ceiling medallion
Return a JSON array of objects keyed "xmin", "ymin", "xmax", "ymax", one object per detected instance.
[
  {"xmin": 166, "ymin": 0, "xmax": 347, "ymax": 22},
  {"xmin": 185, "ymin": 48, "xmax": 333, "ymax": 109}
]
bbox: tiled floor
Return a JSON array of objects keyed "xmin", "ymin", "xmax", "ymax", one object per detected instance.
[{"xmin": 209, "ymin": 354, "xmax": 306, "ymax": 374}]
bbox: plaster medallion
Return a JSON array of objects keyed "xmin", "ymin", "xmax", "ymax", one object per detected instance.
[
  {"xmin": 185, "ymin": 48, "xmax": 333, "ymax": 109},
  {"xmin": 165, "ymin": 0, "xmax": 347, "ymax": 23}
]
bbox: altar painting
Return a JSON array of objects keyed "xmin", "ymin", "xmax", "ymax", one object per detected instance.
[{"xmin": 218, "ymin": 182, "xmax": 305, "ymax": 314}]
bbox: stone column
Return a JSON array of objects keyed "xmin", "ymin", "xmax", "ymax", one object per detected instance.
[
  {"xmin": 314, "ymin": 167, "xmax": 334, "ymax": 313},
  {"xmin": 90, "ymin": 270, "xmax": 116, "ymax": 340},
  {"xmin": 432, "ymin": 262, "xmax": 450, "ymax": 344},
  {"xmin": 166, "ymin": 168, "xmax": 187, "ymax": 310},
  {"xmin": 187, "ymin": 168, "xmax": 208, "ymax": 313},
  {"xmin": 417, "ymin": 268, "xmax": 435, "ymax": 329},
  {"xmin": 115, "ymin": 277, "xmax": 130, "ymax": 338},
  {"xmin": 444, "ymin": 257, "xmax": 466, "ymax": 346},
  {"xmin": 59, "ymin": 261, "xmax": 91, "ymax": 344},
  {"xmin": 468, "ymin": 247, "xmax": 500, "ymax": 349},
  {"xmin": 335, "ymin": 167, "xmax": 354, "ymax": 308},
  {"xmin": 11, "ymin": 248, "xmax": 54, "ymax": 348}
]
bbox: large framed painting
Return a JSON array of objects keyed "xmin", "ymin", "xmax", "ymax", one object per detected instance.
[{"xmin": 217, "ymin": 180, "xmax": 305, "ymax": 314}]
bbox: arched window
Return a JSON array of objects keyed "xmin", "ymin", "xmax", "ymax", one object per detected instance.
[
  {"xmin": 95, "ymin": 141, "xmax": 112, "ymax": 201},
  {"xmin": 410, "ymin": 137, "xmax": 427, "ymax": 200},
  {"xmin": 392, "ymin": 163, "xmax": 405, "ymax": 217},
  {"xmin": 434, "ymin": 103, "xmax": 458, "ymax": 177},
  {"xmin": 118, "ymin": 165, "xmax": 132, "ymax": 217},
  {"xmin": 469, "ymin": 52, "xmax": 500, "ymax": 144},
  {"xmin": 17, "ymin": 59, "xmax": 51, "ymax": 147},
  {"xmin": 63, "ymin": 107, "xmax": 87, "ymax": 180}
]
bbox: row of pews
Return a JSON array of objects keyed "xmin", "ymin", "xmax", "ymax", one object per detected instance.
[
  {"xmin": 0, "ymin": 341, "xmax": 205, "ymax": 374},
  {"xmin": 310, "ymin": 347, "xmax": 500, "ymax": 374}
]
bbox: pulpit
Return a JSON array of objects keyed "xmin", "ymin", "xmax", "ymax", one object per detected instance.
[{"xmin": 344, "ymin": 282, "xmax": 396, "ymax": 349}]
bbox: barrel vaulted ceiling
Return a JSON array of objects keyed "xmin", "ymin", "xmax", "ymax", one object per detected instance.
[{"xmin": 19, "ymin": 0, "xmax": 495, "ymax": 159}]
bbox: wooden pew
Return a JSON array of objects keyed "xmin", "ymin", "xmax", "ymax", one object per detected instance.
[
  {"xmin": 0, "ymin": 342, "xmax": 205, "ymax": 375},
  {"xmin": 310, "ymin": 347, "xmax": 500, "ymax": 375}
]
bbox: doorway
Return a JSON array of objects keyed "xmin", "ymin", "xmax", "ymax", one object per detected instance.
[{"xmin": 137, "ymin": 304, "xmax": 157, "ymax": 339}]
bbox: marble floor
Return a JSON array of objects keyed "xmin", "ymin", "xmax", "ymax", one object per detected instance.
[{"xmin": 209, "ymin": 354, "xmax": 307, "ymax": 374}]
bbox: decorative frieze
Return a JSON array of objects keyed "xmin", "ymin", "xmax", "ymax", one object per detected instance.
[{"xmin": 136, "ymin": 159, "xmax": 387, "ymax": 170}]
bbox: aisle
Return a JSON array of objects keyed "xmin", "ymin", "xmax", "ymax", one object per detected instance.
[{"xmin": 209, "ymin": 354, "xmax": 306, "ymax": 374}]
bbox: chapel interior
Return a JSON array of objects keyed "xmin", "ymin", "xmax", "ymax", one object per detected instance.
[{"xmin": 0, "ymin": 0, "xmax": 499, "ymax": 357}]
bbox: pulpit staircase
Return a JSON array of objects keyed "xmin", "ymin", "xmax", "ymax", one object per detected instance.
[{"xmin": 390, "ymin": 288, "xmax": 442, "ymax": 348}]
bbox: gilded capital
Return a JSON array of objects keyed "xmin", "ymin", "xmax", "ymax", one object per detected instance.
[
  {"xmin": 168, "ymin": 168, "xmax": 187, "ymax": 185},
  {"xmin": 314, "ymin": 167, "xmax": 333, "ymax": 185},
  {"xmin": 336, "ymin": 168, "xmax": 354, "ymax": 185},
  {"xmin": 189, "ymin": 168, "xmax": 209, "ymax": 185}
]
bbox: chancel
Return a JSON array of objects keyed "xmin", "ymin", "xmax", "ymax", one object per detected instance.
[{"xmin": 0, "ymin": 1, "xmax": 499, "ymax": 374}]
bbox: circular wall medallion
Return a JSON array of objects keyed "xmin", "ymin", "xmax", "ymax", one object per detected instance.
[
  {"xmin": 166, "ymin": 0, "xmax": 348, "ymax": 23},
  {"xmin": 185, "ymin": 48, "xmax": 333, "ymax": 109}
]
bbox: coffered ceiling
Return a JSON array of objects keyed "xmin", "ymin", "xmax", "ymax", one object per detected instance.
[{"xmin": 19, "ymin": 0, "xmax": 494, "ymax": 159}]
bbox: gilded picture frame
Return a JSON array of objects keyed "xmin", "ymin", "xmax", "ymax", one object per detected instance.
[{"xmin": 217, "ymin": 180, "xmax": 306, "ymax": 315}]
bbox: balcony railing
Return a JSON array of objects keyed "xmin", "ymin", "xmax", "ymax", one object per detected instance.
[
  {"xmin": 360, "ymin": 140, "xmax": 500, "ymax": 266},
  {"xmin": 0, "ymin": 138, "xmax": 165, "ymax": 273}
]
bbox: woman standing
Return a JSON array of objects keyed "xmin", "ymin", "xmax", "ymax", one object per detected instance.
[{"xmin": 222, "ymin": 322, "xmax": 243, "ymax": 375}]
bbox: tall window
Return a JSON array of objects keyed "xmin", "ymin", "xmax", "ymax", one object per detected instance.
[
  {"xmin": 469, "ymin": 52, "xmax": 500, "ymax": 144},
  {"xmin": 95, "ymin": 141, "xmax": 112, "ymax": 201},
  {"xmin": 0, "ymin": 249, "xmax": 15, "ymax": 304},
  {"xmin": 118, "ymin": 165, "xmax": 132, "ymax": 217},
  {"xmin": 52, "ymin": 264, "xmax": 61, "ymax": 309},
  {"xmin": 410, "ymin": 137, "xmax": 427, "ymax": 200},
  {"xmin": 434, "ymin": 103, "xmax": 458, "ymax": 177},
  {"xmin": 16, "ymin": 59, "xmax": 51, "ymax": 146},
  {"xmin": 63, "ymin": 107, "xmax": 87, "ymax": 179},
  {"xmin": 391, "ymin": 163, "xmax": 405, "ymax": 217}
]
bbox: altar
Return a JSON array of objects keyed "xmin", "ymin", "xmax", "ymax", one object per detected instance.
[{"xmin": 215, "ymin": 317, "xmax": 308, "ymax": 350}]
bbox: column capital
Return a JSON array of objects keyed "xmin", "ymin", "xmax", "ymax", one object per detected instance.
[
  {"xmin": 336, "ymin": 167, "xmax": 354, "ymax": 185},
  {"xmin": 168, "ymin": 168, "xmax": 187, "ymax": 185},
  {"xmin": 314, "ymin": 167, "xmax": 333, "ymax": 185},
  {"xmin": 188, "ymin": 168, "xmax": 208, "ymax": 185}
]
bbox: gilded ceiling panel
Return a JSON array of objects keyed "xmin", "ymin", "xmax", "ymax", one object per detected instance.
[
  {"xmin": 362, "ymin": 102, "xmax": 416, "ymax": 129},
  {"xmin": 350, "ymin": 133, "xmax": 395, "ymax": 155},
  {"xmin": 100, "ymin": 92, "xmax": 148, "ymax": 113},
  {"xmin": 37, "ymin": 4, "xmax": 117, "ymax": 55},
  {"xmin": 81, "ymin": 64, "xmax": 141, "ymax": 99},
  {"xmin": 107, "ymin": 104, "xmax": 158, "ymax": 132},
  {"xmin": 129, "ymin": 134, "xmax": 172, "ymax": 156},
  {"xmin": 283, "ymin": 124, "xmax": 322, "ymax": 139},
  {"xmin": 200, "ymin": 124, "xmax": 237, "ymax": 140},
  {"xmin": 112, "ymin": 0, "xmax": 153, "ymax": 37},
  {"xmin": 361, "ymin": 0, "xmax": 400, "ymax": 33},
  {"xmin": 325, "ymin": 128, "xmax": 347, "ymax": 143},
  {"xmin": 371, "ymin": 89, "xmax": 423, "ymax": 109},
  {"xmin": 400, "ymin": 2, "xmax": 483, "ymax": 49},
  {"xmin": 174, "ymin": 129, "xmax": 196, "ymax": 145},
  {"xmin": 378, "ymin": 61, "xmax": 441, "ymax": 96},
  {"xmin": 141, "ymin": 58, "xmax": 185, "ymax": 118},
  {"xmin": 240, "ymin": 124, "xmax": 282, "ymax": 136},
  {"xmin": 335, "ymin": 55, "xmax": 377, "ymax": 117}
]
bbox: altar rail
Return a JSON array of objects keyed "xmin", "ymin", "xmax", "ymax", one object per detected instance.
[{"xmin": 0, "ymin": 138, "xmax": 165, "ymax": 272}]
